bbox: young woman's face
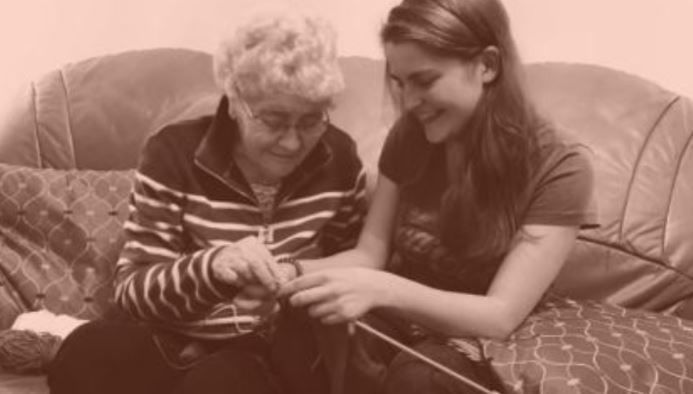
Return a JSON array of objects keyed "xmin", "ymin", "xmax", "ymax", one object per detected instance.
[
  {"xmin": 232, "ymin": 93, "xmax": 329, "ymax": 184},
  {"xmin": 384, "ymin": 42, "xmax": 491, "ymax": 144}
]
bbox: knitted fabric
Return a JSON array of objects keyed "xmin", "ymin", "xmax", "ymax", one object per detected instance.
[{"xmin": 0, "ymin": 329, "xmax": 62, "ymax": 374}]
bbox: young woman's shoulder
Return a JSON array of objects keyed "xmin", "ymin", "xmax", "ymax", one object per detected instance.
[
  {"xmin": 523, "ymin": 124, "xmax": 599, "ymax": 229},
  {"xmin": 534, "ymin": 124, "xmax": 594, "ymax": 181}
]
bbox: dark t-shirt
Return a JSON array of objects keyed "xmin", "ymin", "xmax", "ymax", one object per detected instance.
[{"xmin": 379, "ymin": 115, "xmax": 598, "ymax": 294}]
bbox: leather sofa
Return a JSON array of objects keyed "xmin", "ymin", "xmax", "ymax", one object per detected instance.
[{"xmin": 1, "ymin": 48, "xmax": 692, "ymax": 393}]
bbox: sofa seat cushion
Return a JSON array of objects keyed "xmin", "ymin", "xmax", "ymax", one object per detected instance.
[
  {"xmin": 479, "ymin": 295, "xmax": 693, "ymax": 393},
  {"xmin": 0, "ymin": 164, "xmax": 133, "ymax": 327}
]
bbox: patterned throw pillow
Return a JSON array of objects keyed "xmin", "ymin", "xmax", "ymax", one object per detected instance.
[
  {"xmin": 478, "ymin": 295, "xmax": 693, "ymax": 393},
  {"xmin": 0, "ymin": 164, "xmax": 133, "ymax": 326}
]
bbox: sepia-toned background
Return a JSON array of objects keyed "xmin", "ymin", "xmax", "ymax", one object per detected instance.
[{"xmin": 1, "ymin": 0, "xmax": 692, "ymax": 111}]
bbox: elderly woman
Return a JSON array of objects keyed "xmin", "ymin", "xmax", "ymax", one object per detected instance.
[{"xmin": 47, "ymin": 11, "xmax": 366, "ymax": 394}]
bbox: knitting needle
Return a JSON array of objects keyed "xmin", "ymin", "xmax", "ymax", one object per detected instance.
[{"xmin": 353, "ymin": 320, "xmax": 500, "ymax": 394}]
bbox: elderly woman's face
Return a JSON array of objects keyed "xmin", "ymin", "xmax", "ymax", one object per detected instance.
[{"xmin": 232, "ymin": 93, "xmax": 330, "ymax": 184}]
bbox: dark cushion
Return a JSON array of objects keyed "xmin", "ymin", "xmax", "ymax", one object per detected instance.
[{"xmin": 479, "ymin": 296, "xmax": 693, "ymax": 393}]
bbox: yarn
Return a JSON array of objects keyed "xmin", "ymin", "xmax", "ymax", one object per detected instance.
[{"xmin": 0, "ymin": 329, "xmax": 62, "ymax": 374}]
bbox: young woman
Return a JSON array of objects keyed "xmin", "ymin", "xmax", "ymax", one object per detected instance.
[{"xmin": 280, "ymin": 0, "xmax": 596, "ymax": 392}]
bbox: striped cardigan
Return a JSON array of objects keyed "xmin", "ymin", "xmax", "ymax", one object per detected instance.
[{"xmin": 114, "ymin": 97, "xmax": 367, "ymax": 339}]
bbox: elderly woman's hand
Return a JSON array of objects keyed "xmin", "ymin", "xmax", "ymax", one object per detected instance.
[
  {"xmin": 233, "ymin": 283, "xmax": 280, "ymax": 316},
  {"xmin": 230, "ymin": 260, "xmax": 299, "ymax": 316},
  {"xmin": 211, "ymin": 236, "xmax": 282, "ymax": 293}
]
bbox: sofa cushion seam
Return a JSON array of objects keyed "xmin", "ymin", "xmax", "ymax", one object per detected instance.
[
  {"xmin": 617, "ymin": 96, "xmax": 679, "ymax": 242},
  {"xmin": 30, "ymin": 81, "xmax": 45, "ymax": 168},
  {"xmin": 660, "ymin": 104, "xmax": 693, "ymax": 257},
  {"xmin": 577, "ymin": 235, "xmax": 693, "ymax": 282},
  {"xmin": 58, "ymin": 68, "xmax": 77, "ymax": 168}
]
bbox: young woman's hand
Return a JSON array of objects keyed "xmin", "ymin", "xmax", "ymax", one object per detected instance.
[
  {"xmin": 279, "ymin": 267, "xmax": 396, "ymax": 324},
  {"xmin": 211, "ymin": 236, "xmax": 282, "ymax": 292}
]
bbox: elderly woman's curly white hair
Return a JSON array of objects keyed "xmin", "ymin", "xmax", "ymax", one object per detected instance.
[{"xmin": 213, "ymin": 11, "xmax": 344, "ymax": 106}]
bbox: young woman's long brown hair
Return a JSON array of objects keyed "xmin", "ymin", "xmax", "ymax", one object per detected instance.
[{"xmin": 381, "ymin": 0, "xmax": 544, "ymax": 264}]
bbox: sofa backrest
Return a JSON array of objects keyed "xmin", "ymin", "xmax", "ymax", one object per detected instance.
[
  {"xmin": 524, "ymin": 63, "xmax": 693, "ymax": 316},
  {"xmin": 0, "ymin": 49, "xmax": 219, "ymax": 170},
  {"xmin": 0, "ymin": 48, "xmax": 692, "ymax": 325},
  {"xmin": 0, "ymin": 48, "xmax": 391, "ymax": 174}
]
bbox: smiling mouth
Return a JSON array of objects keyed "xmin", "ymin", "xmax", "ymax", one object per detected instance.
[
  {"xmin": 271, "ymin": 153, "xmax": 300, "ymax": 161},
  {"xmin": 418, "ymin": 110, "xmax": 443, "ymax": 125}
]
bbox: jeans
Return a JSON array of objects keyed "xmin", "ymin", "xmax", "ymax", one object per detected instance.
[
  {"xmin": 47, "ymin": 309, "xmax": 327, "ymax": 394},
  {"xmin": 344, "ymin": 314, "xmax": 505, "ymax": 394}
]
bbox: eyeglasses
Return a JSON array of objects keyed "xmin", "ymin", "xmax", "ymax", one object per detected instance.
[{"xmin": 235, "ymin": 88, "xmax": 330, "ymax": 137}]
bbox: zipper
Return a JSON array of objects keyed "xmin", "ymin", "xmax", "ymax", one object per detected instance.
[
  {"xmin": 257, "ymin": 224, "xmax": 274, "ymax": 244},
  {"xmin": 263, "ymin": 157, "xmax": 331, "ymax": 247},
  {"xmin": 257, "ymin": 166, "xmax": 323, "ymax": 247},
  {"xmin": 196, "ymin": 152, "xmax": 327, "ymax": 247},
  {"xmin": 195, "ymin": 159, "xmax": 272, "ymax": 243},
  {"xmin": 250, "ymin": 182, "xmax": 282, "ymax": 246}
]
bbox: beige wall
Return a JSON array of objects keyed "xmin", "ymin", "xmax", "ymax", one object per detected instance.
[{"xmin": 1, "ymin": 0, "xmax": 692, "ymax": 111}]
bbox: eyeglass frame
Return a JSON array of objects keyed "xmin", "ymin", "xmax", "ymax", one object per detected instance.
[{"xmin": 234, "ymin": 85, "xmax": 331, "ymax": 138}]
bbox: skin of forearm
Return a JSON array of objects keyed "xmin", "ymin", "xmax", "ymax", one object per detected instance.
[
  {"xmin": 379, "ymin": 274, "xmax": 518, "ymax": 340},
  {"xmin": 300, "ymin": 248, "xmax": 381, "ymax": 273}
]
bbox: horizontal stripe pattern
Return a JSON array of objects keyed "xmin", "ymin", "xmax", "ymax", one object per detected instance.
[{"xmin": 114, "ymin": 125, "xmax": 367, "ymax": 339}]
